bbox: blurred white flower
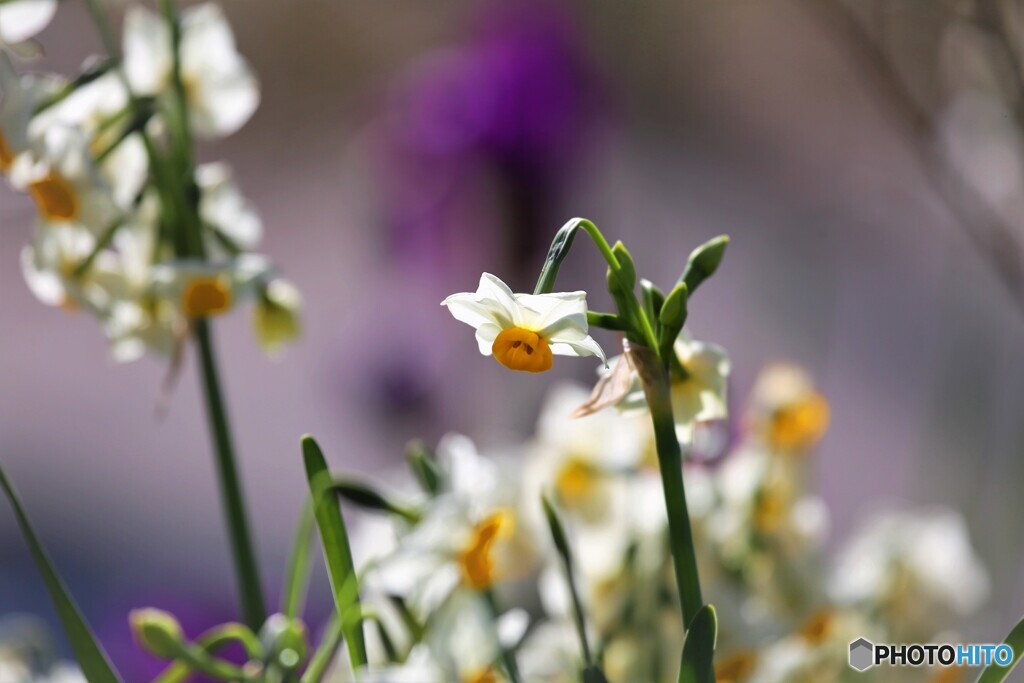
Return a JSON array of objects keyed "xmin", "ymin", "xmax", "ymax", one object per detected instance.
[
  {"xmin": 0, "ymin": 0, "xmax": 56, "ymax": 53},
  {"xmin": 829, "ymin": 507, "xmax": 990, "ymax": 629},
  {"xmin": 196, "ymin": 162, "xmax": 262, "ymax": 250},
  {"xmin": 150, "ymin": 254, "xmax": 268, "ymax": 320},
  {"xmin": 583, "ymin": 331, "xmax": 729, "ymax": 442},
  {"xmin": 523, "ymin": 383, "xmax": 649, "ymax": 524},
  {"xmin": 370, "ymin": 435, "xmax": 535, "ymax": 617},
  {"xmin": 9, "ymin": 125, "xmax": 119, "ymax": 232},
  {"xmin": 442, "ymin": 273, "xmax": 605, "ymax": 373},
  {"xmin": 745, "ymin": 364, "xmax": 829, "ymax": 453},
  {"xmin": 20, "ymin": 223, "xmax": 122, "ymax": 312},
  {"xmin": 123, "ymin": 3, "xmax": 259, "ymax": 137}
]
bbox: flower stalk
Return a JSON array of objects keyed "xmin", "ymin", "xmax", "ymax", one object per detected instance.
[{"xmin": 523, "ymin": 218, "xmax": 728, "ymax": 679}]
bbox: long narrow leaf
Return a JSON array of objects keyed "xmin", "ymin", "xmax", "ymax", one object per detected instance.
[
  {"xmin": 677, "ymin": 605, "xmax": 717, "ymax": 683},
  {"xmin": 280, "ymin": 501, "xmax": 315, "ymax": 618},
  {"xmin": 977, "ymin": 615, "xmax": 1024, "ymax": 683},
  {"xmin": 301, "ymin": 436, "xmax": 368, "ymax": 670},
  {"xmin": 0, "ymin": 463, "xmax": 123, "ymax": 683}
]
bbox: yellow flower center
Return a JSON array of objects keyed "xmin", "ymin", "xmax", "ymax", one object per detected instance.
[
  {"xmin": 769, "ymin": 392, "xmax": 830, "ymax": 451},
  {"xmin": 29, "ymin": 174, "xmax": 79, "ymax": 222},
  {"xmin": 0, "ymin": 127, "xmax": 13, "ymax": 172},
  {"xmin": 798, "ymin": 610, "xmax": 835, "ymax": 644},
  {"xmin": 464, "ymin": 669, "xmax": 499, "ymax": 683},
  {"xmin": 715, "ymin": 650, "xmax": 757, "ymax": 682},
  {"xmin": 182, "ymin": 276, "xmax": 233, "ymax": 318},
  {"xmin": 458, "ymin": 511, "xmax": 513, "ymax": 590},
  {"xmin": 491, "ymin": 327, "xmax": 552, "ymax": 373},
  {"xmin": 555, "ymin": 458, "xmax": 601, "ymax": 505}
]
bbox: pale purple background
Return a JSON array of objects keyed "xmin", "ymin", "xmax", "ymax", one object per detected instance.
[{"xmin": 2, "ymin": 0, "xmax": 1023, "ymax": 671}]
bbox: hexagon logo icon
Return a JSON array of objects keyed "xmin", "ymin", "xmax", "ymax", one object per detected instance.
[{"xmin": 849, "ymin": 638, "xmax": 875, "ymax": 672}]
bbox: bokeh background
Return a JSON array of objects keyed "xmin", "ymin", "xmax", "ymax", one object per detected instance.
[{"xmin": 3, "ymin": 0, "xmax": 1024, "ymax": 677}]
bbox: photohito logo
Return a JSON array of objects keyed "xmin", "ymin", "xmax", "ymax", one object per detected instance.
[{"xmin": 849, "ymin": 638, "xmax": 1013, "ymax": 672}]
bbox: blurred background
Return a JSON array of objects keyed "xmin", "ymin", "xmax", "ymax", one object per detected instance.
[{"xmin": 3, "ymin": 0, "xmax": 1024, "ymax": 677}]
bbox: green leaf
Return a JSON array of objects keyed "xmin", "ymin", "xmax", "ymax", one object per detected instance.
[
  {"xmin": 280, "ymin": 501, "xmax": 315, "ymax": 619},
  {"xmin": 301, "ymin": 614, "xmax": 344, "ymax": 683},
  {"xmin": 679, "ymin": 236, "xmax": 729, "ymax": 296},
  {"xmin": 677, "ymin": 605, "xmax": 717, "ymax": 683},
  {"xmin": 301, "ymin": 436, "xmax": 368, "ymax": 670},
  {"xmin": 327, "ymin": 478, "xmax": 420, "ymax": 523},
  {"xmin": 405, "ymin": 440, "xmax": 443, "ymax": 495},
  {"xmin": 977, "ymin": 615, "xmax": 1024, "ymax": 682},
  {"xmin": 0, "ymin": 464, "xmax": 123, "ymax": 683},
  {"xmin": 611, "ymin": 241, "xmax": 637, "ymax": 291},
  {"xmin": 542, "ymin": 495, "xmax": 595, "ymax": 668}
]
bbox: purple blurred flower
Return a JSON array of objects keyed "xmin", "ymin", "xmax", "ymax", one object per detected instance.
[{"xmin": 376, "ymin": 1, "xmax": 606, "ymax": 277}]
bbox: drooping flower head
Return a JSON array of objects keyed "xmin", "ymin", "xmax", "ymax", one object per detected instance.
[{"xmin": 442, "ymin": 273, "xmax": 605, "ymax": 373}]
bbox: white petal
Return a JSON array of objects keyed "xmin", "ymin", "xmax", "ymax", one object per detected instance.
[
  {"xmin": 549, "ymin": 334, "xmax": 606, "ymax": 363},
  {"xmin": 123, "ymin": 6, "xmax": 171, "ymax": 94},
  {"xmin": 474, "ymin": 323, "xmax": 501, "ymax": 356},
  {"xmin": 0, "ymin": 0, "xmax": 57, "ymax": 45},
  {"xmin": 442, "ymin": 292, "xmax": 504, "ymax": 332},
  {"xmin": 476, "ymin": 272, "xmax": 521, "ymax": 326},
  {"xmin": 180, "ymin": 4, "xmax": 258, "ymax": 136}
]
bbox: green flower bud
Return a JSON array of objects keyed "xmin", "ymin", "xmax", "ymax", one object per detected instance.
[
  {"xmin": 253, "ymin": 279, "xmax": 301, "ymax": 355},
  {"xmin": 259, "ymin": 613, "xmax": 308, "ymax": 672},
  {"xmin": 130, "ymin": 608, "xmax": 185, "ymax": 660},
  {"xmin": 681, "ymin": 235, "xmax": 729, "ymax": 295},
  {"xmin": 610, "ymin": 241, "xmax": 636, "ymax": 291}
]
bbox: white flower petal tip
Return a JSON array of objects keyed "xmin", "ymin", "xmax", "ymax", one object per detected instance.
[{"xmin": 443, "ymin": 273, "xmax": 605, "ymax": 373}]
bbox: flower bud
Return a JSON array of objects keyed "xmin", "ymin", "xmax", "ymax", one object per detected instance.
[
  {"xmin": 259, "ymin": 613, "xmax": 308, "ymax": 672},
  {"xmin": 253, "ymin": 279, "xmax": 301, "ymax": 354},
  {"xmin": 130, "ymin": 608, "xmax": 185, "ymax": 659}
]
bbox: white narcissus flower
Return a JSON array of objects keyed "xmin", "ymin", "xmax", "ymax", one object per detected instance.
[
  {"xmin": 196, "ymin": 162, "xmax": 262, "ymax": 251},
  {"xmin": 442, "ymin": 273, "xmax": 605, "ymax": 373},
  {"xmin": 123, "ymin": 3, "xmax": 259, "ymax": 137},
  {"xmin": 20, "ymin": 223, "xmax": 123, "ymax": 313},
  {"xmin": 581, "ymin": 331, "xmax": 729, "ymax": 442},
  {"xmin": 150, "ymin": 255, "xmax": 269, "ymax": 320},
  {"xmin": 0, "ymin": 0, "xmax": 57, "ymax": 51},
  {"xmin": 8, "ymin": 125, "xmax": 119, "ymax": 233},
  {"xmin": 745, "ymin": 363, "xmax": 829, "ymax": 453},
  {"xmin": 829, "ymin": 507, "xmax": 990, "ymax": 625},
  {"xmin": 368, "ymin": 435, "xmax": 535, "ymax": 618}
]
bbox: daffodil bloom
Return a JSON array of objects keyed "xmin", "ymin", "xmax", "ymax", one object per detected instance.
[
  {"xmin": 442, "ymin": 273, "xmax": 605, "ymax": 373},
  {"xmin": 196, "ymin": 162, "xmax": 262, "ymax": 250},
  {"xmin": 28, "ymin": 71, "xmax": 148, "ymax": 208},
  {"xmin": 8, "ymin": 125, "xmax": 119, "ymax": 231},
  {"xmin": 745, "ymin": 363, "xmax": 829, "ymax": 453},
  {"xmin": 359, "ymin": 598, "xmax": 517, "ymax": 683},
  {"xmin": 0, "ymin": 0, "xmax": 57, "ymax": 53},
  {"xmin": 829, "ymin": 508, "xmax": 990, "ymax": 626},
  {"xmin": 579, "ymin": 331, "xmax": 728, "ymax": 442},
  {"xmin": 150, "ymin": 255, "xmax": 268, "ymax": 320},
  {"xmin": 124, "ymin": 3, "xmax": 259, "ymax": 137},
  {"xmin": 20, "ymin": 223, "xmax": 121, "ymax": 312},
  {"xmin": 369, "ymin": 435, "xmax": 535, "ymax": 617}
]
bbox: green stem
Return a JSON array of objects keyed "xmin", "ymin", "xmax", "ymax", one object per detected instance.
[
  {"xmin": 195, "ymin": 319, "xmax": 267, "ymax": 629},
  {"xmin": 641, "ymin": 360, "xmax": 703, "ymax": 630},
  {"xmin": 484, "ymin": 590, "xmax": 522, "ymax": 683}
]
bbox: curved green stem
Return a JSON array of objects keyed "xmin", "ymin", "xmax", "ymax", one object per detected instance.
[{"xmin": 534, "ymin": 218, "xmax": 658, "ymax": 349}]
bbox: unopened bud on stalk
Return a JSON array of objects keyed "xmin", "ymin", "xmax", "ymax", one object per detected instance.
[{"xmin": 130, "ymin": 608, "xmax": 185, "ymax": 659}]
